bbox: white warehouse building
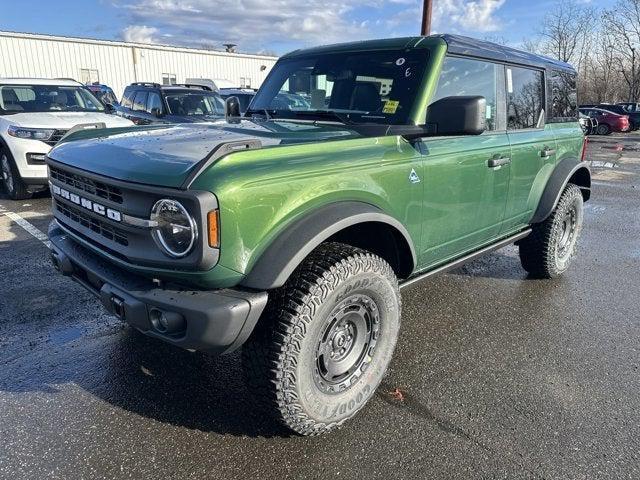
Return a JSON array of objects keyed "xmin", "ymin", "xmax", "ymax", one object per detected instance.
[{"xmin": 0, "ymin": 31, "xmax": 278, "ymax": 99}]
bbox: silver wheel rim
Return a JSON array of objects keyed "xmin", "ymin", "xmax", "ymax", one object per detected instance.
[
  {"xmin": 1, "ymin": 155, "xmax": 13, "ymax": 193},
  {"xmin": 314, "ymin": 294, "xmax": 380, "ymax": 394},
  {"xmin": 557, "ymin": 206, "xmax": 577, "ymax": 261}
]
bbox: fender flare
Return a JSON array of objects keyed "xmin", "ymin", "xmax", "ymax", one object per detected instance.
[
  {"xmin": 530, "ymin": 157, "xmax": 591, "ymax": 224},
  {"xmin": 240, "ymin": 201, "xmax": 417, "ymax": 290}
]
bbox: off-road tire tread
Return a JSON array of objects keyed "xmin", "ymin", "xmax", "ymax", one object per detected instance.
[
  {"xmin": 241, "ymin": 242, "xmax": 400, "ymax": 436},
  {"xmin": 519, "ymin": 183, "xmax": 583, "ymax": 278}
]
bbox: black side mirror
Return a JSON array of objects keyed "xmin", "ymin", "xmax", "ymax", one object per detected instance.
[
  {"xmin": 150, "ymin": 107, "xmax": 162, "ymax": 118},
  {"xmin": 425, "ymin": 96, "xmax": 487, "ymax": 136},
  {"xmin": 225, "ymin": 96, "xmax": 242, "ymax": 124},
  {"xmin": 104, "ymin": 103, "xmax": 114, "ymax": 113}
]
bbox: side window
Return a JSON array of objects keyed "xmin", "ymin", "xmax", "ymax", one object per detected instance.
[
  {"xmin": 507, "ymin": 66, "xmax": 545, "ymax": 130},
  {"xmin": 430, "ymin": 56, "xmax": 499, "ymax": 131},
  {"xmin": 121, "ymin": 90, "xmax": 135, "ymax": 109},
  {"xmin": 132, "ymin": 91, "xmax": 148, "ymax": 112},
  {"xmin": 551, "ymin": 70, "xmax": 577, "ymax": 121},
  {"xmin": 146, "ymin": 92, "xmax": 163, "ymax": 114}
]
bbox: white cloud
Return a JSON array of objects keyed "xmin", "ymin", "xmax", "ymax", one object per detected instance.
[
  {"xmin": 116, "ymin": 0, "xmax": 373, "ymax": 52},
  {"xmin": 434, "ymin": 0, "xmax": 506, "ymax": 32},
  {"xmin": 116, "ymin": 0, "xmax": 508, "ymax": 53},
  {"xmin": 121, "ymin": 25, "xmax": 159, "ymax": 43}
]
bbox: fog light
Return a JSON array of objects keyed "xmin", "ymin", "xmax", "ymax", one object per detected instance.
[{"xmin": 149, "ymin": 308, "xmax": 185, "ymax": 334}]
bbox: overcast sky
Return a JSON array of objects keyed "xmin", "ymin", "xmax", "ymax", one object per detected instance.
[{"xmin": 1, "ymin": 0, "xmax": 615, "ymax": 55}]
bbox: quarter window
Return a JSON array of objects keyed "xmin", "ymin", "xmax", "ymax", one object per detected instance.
[
  {"xmin": 429, "ymin": 56, "xmax": 499, "ymax": 131},
  {"xmin": 132, "ymin": 91, "xmax": 148, "ymax": 112},
  {"xmin": 551, "ymin": 70, "xmax": 577, "ymax": 121},
  {"xmin": 507, "ymin": 67, "xmax": 545, "ymax": 130}
]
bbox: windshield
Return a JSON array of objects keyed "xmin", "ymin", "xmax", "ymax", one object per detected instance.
[
  {"xmin": 0, "ymin": 85, "xmax": 105, "ymax": 114},
  {"xmin": 250, "ymin": 48, "xmax": 429, "ymax": 125},
  {"xmin": 165, "ymin": 92, "xmax": 225, "ymax": 116}
]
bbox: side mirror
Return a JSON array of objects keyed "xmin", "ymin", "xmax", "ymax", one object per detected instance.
[
  {"xmin": 150, "ymin": 107, "xmax": 163, "ymax": 118},
  {"xmin": 225, "ymin": 96, "xmax": 242, "ymax": 124},
  {"xmin": 104, "ymin": 102, "xmax": 114, "ymax": 113},
  {"xmin": 425, "ymin": 95, "xmax": 487, "ymax": 136}
]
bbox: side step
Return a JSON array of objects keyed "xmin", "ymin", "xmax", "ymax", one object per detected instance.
[{"xmin": 399, "ymin": 229, "xmax": 531, "ymax": 290}]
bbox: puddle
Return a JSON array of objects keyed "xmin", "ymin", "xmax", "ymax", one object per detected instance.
[
  {"xmin": 49, "ymin": 326, "xmax": 84, "ymax": 345},
  {"xmin": 600, "ymin": 144, "xmax": 640, "ymax": 152}
]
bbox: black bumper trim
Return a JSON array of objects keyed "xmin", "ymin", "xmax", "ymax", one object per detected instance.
[{"xmin": 48, "ymin": 222, "xmax": 268, "ymax": 355}]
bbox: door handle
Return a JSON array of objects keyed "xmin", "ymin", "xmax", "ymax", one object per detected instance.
[
  {"xmin": 540, "ymin": 147, "xmax": 556, "ymax": 158},
  {"xmin": 487, "ymin": 156, "xmax": 511, "ymax": 168}
]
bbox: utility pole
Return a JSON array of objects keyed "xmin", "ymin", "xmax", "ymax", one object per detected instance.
[
  {"xmin": 632, "ymin": 47, "xmax": 637, "ymax": 102},
  {"xmin": 421, "ymin": 0, "xmax": 433, "ymax": 36}
]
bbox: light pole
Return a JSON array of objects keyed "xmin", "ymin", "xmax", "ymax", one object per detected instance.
[{"xmin": 421, "ymin": 0, "xmax": 433, "ymax": 36}]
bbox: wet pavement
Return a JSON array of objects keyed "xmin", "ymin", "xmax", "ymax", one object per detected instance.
[{"xmin": 1, "ymin": 134, "xmax": 639, "ymax": 479}]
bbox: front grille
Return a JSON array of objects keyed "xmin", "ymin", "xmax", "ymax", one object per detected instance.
[
  {"xmin": 50, "ymin": 166, "xmax": 124, "ymax": 204},
  {"xmin": 44, "ymin": 130, "xmax": 68, "ymax": 147},
  {"xmin": 56, "ymin": 201, "xmax": 129, "ymax": 246}
]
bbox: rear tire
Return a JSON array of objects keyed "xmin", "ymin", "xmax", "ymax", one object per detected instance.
[
  {"xmin": 242, "ymin": 242, "xmax": 401, "ymax": 436},
  {"xmin": 1, "ymin": 149, "xmax": 31, "ymax": 200},
  {"xmin": 596, "ymin": 123, "xmax": 610, "ymax": 135},
  {"xmin": 519, "ymin": 183, "xmax": 584, "ymax": 279}
]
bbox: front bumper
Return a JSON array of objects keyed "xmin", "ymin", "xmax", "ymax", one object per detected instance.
[
  {"xmin": 48, "ymin": 222, "xmax": 268, "ymax": 354},
  {"xmin": 3, "ymin": 134, "xmax": 50, "ymax": 182}
]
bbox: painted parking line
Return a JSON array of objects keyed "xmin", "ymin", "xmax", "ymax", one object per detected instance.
[{"xmin": 0, "ymin": 206, "xmax": 51, "ymax": 248}]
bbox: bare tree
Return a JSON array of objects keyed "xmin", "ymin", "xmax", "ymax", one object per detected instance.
[
  {"xmin": 602, "ymin": 0, "xmax": 640, "ymax": 101},
  {"xmin": 537, "ymin": 0, "xmax": 596, "ymax": 66}
]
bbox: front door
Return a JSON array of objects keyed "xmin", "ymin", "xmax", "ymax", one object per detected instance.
[
  {"xmin": 417, "ymin": 56, "xmax": 510, "ymax": 268},
  {"xmin": 502, "ymin": 65, "xmax": 556, "ymax": 231}
]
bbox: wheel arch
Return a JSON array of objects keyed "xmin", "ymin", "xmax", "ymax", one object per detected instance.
[
  {"xmin": 240, "ymin": 201, "xmax": 417, "ymax": 290},
  {"xmin": 530, "ymin": 157, "xmax": 591, "ymax": 224}
]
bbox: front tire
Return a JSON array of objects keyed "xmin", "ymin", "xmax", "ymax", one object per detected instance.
[
  {"xmin": 242, "ymin": 242, "xmax": 401, "ymax": 436},
  {"xmin": 519, "ymin": 183, "xmax": 584, "ymax": 278},
  {"xmin": 1, "ymin": 150, "xmax": 31, "ymax": 200}
]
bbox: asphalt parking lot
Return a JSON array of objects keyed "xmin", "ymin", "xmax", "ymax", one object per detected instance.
[{"xmin": 1, "ymin": 134, "xmax": 639, "ymax": 479}]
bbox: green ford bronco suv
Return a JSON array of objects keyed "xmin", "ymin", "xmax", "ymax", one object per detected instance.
[{"xmin": 47, "ymin": 35, "xmax": 590, "ymax": 435}]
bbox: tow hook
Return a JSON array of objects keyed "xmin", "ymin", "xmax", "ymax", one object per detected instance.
[
  {"xmin": 50, "ymin": 249, "xmax": 73, "ymax": 275},
  {"xmin": 111, "ymin": 295, "xmax": 126, "ymax": 320}
]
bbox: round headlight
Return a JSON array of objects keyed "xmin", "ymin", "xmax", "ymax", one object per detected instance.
[{"xmin": 150, "ymin": 199, "xmax": 197, "ymax": 258}]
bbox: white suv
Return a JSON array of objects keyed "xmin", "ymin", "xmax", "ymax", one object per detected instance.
[{"xmin": 0, "ymin": 78, "xmax": 134, "ymax": 200}]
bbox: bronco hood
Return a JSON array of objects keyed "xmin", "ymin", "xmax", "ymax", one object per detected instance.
[{"xmin": 48, "ymin": 120, "xmax": 359, "ymax": 188}]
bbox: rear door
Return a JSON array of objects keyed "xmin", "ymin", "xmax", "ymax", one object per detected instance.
[
  {"xmin": 418, "ymin": 56, "xmax": 511, "ymax": 266},
  {"xmin": 502, "ymin": 65, "xmax": 556, "ymax": 231}
]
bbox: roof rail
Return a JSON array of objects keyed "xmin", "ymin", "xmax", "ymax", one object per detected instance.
[
  {"xmin": 169, "ymin": 83, "xmax": 213, "ymax": 91},
  {"xmin": 131, "ymin": 82, "xmax": 161, "ymax": 88},
  {"xmin": 54, "ymin": 77, "xmax": 81, "ymax": 84}
]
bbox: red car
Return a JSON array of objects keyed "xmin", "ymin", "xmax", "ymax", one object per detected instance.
[{"xmin": 579, "ymin": 107, "xmax": 630, "ymax": 135}]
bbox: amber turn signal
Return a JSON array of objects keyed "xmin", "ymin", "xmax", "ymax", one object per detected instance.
[{"xmin": 207, "ymin": 210, "xmax": 220, "ymax": 248}]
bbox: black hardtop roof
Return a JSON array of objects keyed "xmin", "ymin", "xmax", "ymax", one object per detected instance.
[
  {"xmin": 281, "ymin": 34, "xmax": 576, "ymax": 73},
  {"xmin": 438, "ymin": 34, "xmax": 575, "ymax": 73}
]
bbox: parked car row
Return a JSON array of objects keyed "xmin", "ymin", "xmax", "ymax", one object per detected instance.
[{"xmin": 579, "ymin": 102, "xmax": 640, "ymax": 136}]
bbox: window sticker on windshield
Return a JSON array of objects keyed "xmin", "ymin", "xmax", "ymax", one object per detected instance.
[
  {"xmin": 507, "ymin": 68, "xmax": 513, "ymax": 94},
  {"xmin": 486, "ymin": 105, "xmax": 492, "ymax": 119},
  {"xmin": 383, "ymin": 100, "xmax": 400, "ymax": 114},
  {"xmin": 395, "ymin": 58, "xmax": 406, "ymax": 66}
]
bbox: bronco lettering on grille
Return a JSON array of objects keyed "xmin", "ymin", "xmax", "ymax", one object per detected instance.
[{"xmin": 51, "ymin": 184, "xmax": 122, "ymax": 222}]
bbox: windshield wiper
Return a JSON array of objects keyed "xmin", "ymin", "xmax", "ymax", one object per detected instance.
[
  {"xmin": 246, "ymin": 108, "xmax": 275, "ymax": 120},
  {"xmin": 289, "ymin": 110, "xmax": 354, "ymax": 125}
]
